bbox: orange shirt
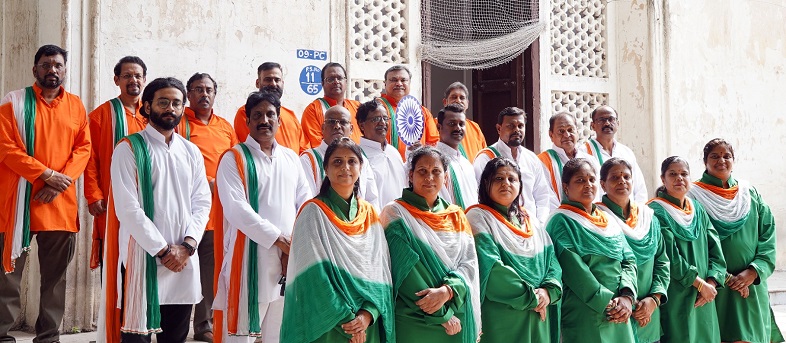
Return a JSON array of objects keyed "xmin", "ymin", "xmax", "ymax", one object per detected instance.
[
  {"xmin": 177, "ymin": 108, "xmax": 238, "ymax": 231},
  {"xmin": 460, "ymin": 120, "xmax": 486, "ymax": 163},
  {"xmin": 379, "ymin": 94, "xmax": 440, "ymax": 160},
  {"xmin": 0, "ymin": 83, "xmax": 91, "ymax": 233},
  {"xmin": 301, "ymin": 97, "xmax": 362, "ymax": 146},
  {"xmin": 233, "ymin": 104, "xmax": 309, "ymax": 154}
]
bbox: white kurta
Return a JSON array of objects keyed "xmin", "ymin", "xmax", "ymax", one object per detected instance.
[
  {"xmin": 215, "ymin": 137, "xmax": 312, "ymax": 305},
  {"xmin": 436, "ymin": 141, "xmax": 478, "ymax": 208},
  {"xmin": 584, "ymin": 138, "xmax": 649, "ymax": 203},
  {"xmin": 299, "ymin": 140, "xmax": 381, "ymax": 210},
  {"xmin": 359, "ymin": 137, "xmax": 407, "ymax": 208},
  {"xmin": 473, "ymin": 139, "xmax": 558, "ymax": 224},
  {"xmin": 110, "ymin": 124, "xmax": 212, "ymax": 305},
  {"xmin": 541, "ymin": 144, "xmax": 603, "ymax": 203}
]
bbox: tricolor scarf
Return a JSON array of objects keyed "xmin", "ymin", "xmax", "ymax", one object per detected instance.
[
  {"xmin": 381, "ymin": 200, "xmax": 482, "ymax": 343},
  {"xmin": 546, "ymin": 203, "xmax": 628, "ymax": 261},
  {"xmin": 3, "ymin": 87, "xmax": 36, "ymax": 273},
  {"xmin": 223, "ymin": 143, "xmax": 262, "ymax": 337},
  {"xmin": 447, "ymin": 163, "xmax": 466, "ymax": 209},
  {"xmin": 647, "ymin": 197, "xmax": 705, "ymax": 241},
  {"xmin": 467, "ymin": 204, "xmax": 560, "ymax": 301},
  {"xmin": 301, "ymin": 148, "xmax": 325, "ymax": 186},
  {"xmin": 688, "ymin": 179, "xmax": 751, "ymax": 240},
  {"xmin": 119, "ymin": 133, "xmax": 162, "ymax": 335},
  {"xmin": 281, "ymin": 199, "xmax": 394, "ymax": 342},
  {"xmin": 596, "ymin": 200, "xmax": 659, "ymax": 264},
  {"xmin": 538, "ymin": 150, "xmax": 565, "ymax": 201},
  {"xmin": 378, "ymin": 97, "xmax": 400, "ymax": 151},
  {"xmin": 585, "ymin": 139, "xmax": 606, "ymax": 166},
  {"xmin": 476, "ymin": 145, "xmax": 501, "ymax": 161}
]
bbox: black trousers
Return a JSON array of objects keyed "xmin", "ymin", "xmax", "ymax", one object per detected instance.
[
  {"xmin": 0, "ymin": 232, "xmax": 76, "ymax": 343},
  {"xmin": 120, "ymin": 266, "xmax": 193, "ymax": 343}
]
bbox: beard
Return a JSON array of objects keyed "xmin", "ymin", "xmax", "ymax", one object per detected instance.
[
  {"xmin": 260, "ymin": 85, "xmax": 283, "ymax": 99},
  {"xmin": 149, "ymin": 107, "xmax": 182, "ymax": 130},
  {"xmin": 126, "ymin": 83, "xmax": 141, "ymax": 96},
  {"xmin": 36, "ymin": 72, "xmax": 62, "ymax": 89}
]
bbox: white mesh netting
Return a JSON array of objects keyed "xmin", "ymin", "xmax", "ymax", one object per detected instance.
[{"xmin": 420, "ymin": 0, "xmax": 545, "ymax": 70}]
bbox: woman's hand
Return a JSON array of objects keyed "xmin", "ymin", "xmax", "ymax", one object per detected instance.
[
  {"xmin": 342, "ymin": 309, "xmax": 372, "ymax": 336},
  {"xmin": 415, "ymin": 285, "xmax": 452, "ymax": 314},
  {"xmin": 694, "ymin": 278, "xmax": 718, "ymax": 307},
  {"xmin": 632, "ymin": 296, "xmax": 657, "ymax": 327},
  {"xmin": 441, "ymin": 316, "xmax": 462, "ymax": 336},
  {"xmin": 533, "ymin": 288, "xmax": 550, "ymax": 321},
  {"xmin": 727, "ymin": 268, "xmax": 757, "ymax": 298},
  {"xmin": 606, "ymin": 296, "xmax": 633, "ymax": 323}
]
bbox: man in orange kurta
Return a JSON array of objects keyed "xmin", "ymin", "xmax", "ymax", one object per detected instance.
[
  {"xmin": 233, "ymin": 62, "xmax": 309, "ymax": 154},
  {"xmin": 177, "ymin": 73, "xmax": 238, "ymax": 343},
  {"xmin": 442, "ymin": 81, "xmax": 486, "ymax": 163},
  {"xmin": 378, "ymin": 65, "xmax": 439, "ymax": 161},
  {"xmin": 0, "ymin": 45, "xmax": 91, "ymax": 343},
  {"xmin": 300, "ymin": 62, "xmax": 362, "ymax": 146},
  {"xmin": 85, "ymin": 56, "xmax": 148, "ymax": 269}
]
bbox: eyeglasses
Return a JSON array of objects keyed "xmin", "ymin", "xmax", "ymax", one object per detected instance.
[
  {"xmin": 366, "ymin": 116, "xmax": 390, "ymax": 123},
  {"xmin": 155, "ymin": 98, "xmax": 184, "ymax": 109},
  {"xmin": 386, "ymin": 77, "xmax": 409, "ymax": 84},
  {"xmin": 189, "ymin": 86, "xmax": 214, "ymax": 95},
  {"xmin": 325, "ymin": 118, "xmax": 351, "ymax": 126},
  {"xmin": 593, "ymin": 116, "xmax": 617, "ymax": 124},
  {"xmin": 120, "ymin": 73, "xmax": 144, "ymax": 80},
  {"xmin": 37, "ymin": 63, "xmax": 65, "ymax": 71},
  {"xmin": 324, "ymin": 77, "xmax": 346, "ymax": 84}
]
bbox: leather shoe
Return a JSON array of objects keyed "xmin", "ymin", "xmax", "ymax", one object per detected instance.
[{"xmin": 194, "ymin": 331, "xmax": 214, "ymax": 342}]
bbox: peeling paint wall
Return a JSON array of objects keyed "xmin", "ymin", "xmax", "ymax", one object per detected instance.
[{"xmin": 661, "ymin": 1, "xmax": 786, "ymax": 267}]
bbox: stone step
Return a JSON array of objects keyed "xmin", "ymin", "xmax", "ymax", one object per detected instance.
[{"xmin": 770, "ymin": 270, "xmax": 786, "ymax": 306}]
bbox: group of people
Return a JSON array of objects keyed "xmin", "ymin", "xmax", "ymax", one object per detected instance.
[{"xmin": 0, "ymin": 44, "xmax": 780, "ymax": 343}]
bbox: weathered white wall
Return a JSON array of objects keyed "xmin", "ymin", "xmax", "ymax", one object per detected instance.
[{"xmin": 657, "ymin": 0, "xmax": 786, "ymax": 267}]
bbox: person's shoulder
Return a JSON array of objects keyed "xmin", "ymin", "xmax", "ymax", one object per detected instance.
[{"xmin": 88, "ymin": 100, "xmax": 113, "ymax": 118}]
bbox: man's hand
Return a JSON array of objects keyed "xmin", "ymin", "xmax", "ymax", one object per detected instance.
[
  {"xmin": 280, "ymin": 254, "xmax": 289, "ymax": 277},
  {"xmin": 39, "ymin": 169, "xmax": 72, "ymax": 192},
  {"xmin": 161, "ymin": 245, "xmax": 189, "ymax": 272},
  {"xmin": 88, "ymin": 200, "xmax": 107, "ymax": 216},
  {"xmin": 273, "ymin": 235, "xmax": 291, "ymax": 255},
  {"xmin": 33, "ymin": 185, "xmax": 61, "ymax": 204}
]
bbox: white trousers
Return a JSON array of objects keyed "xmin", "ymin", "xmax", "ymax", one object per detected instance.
[{"xmin": 222, "ymin": 297, "xmax": 285, "ymax": 343}]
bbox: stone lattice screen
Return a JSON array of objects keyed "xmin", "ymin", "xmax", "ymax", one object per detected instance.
[
  {"xmin": 551, "ymin": 91, "xmax": 608, "ymax": 144},
  {"xmin": 351, "ymin": 79, "xmax": 386, "ymax": 101},
  {"xmin": 549, "ymin": 0, "xmax": 610, "ymax": 143}
]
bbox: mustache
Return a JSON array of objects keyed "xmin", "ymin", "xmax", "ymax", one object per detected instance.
[
  {"xmin": 602, "ymin": 125, "xmax": 613, "ymax": 130},
  {"xmin": 452, "ymin": 130, "xmax": 464, "ymax": 135},
  {"xmin": 256, "ymin": 124, "xmax": 272, "ymax": 130},
  {"xmin": 199, "ymin": 96, "xmax": 210, "ymax": 103}
]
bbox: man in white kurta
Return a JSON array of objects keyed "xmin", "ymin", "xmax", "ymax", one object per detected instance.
[
  {"xmin": 584, "ymin": 105, "xmax": 648, "ymax": 203},
  {"xmin": 300, "ymin": 105, "xmax": 380, "ymax": 209},
  {"xmin": 110, "ymin": 77, "xmax": 211, "ymax": 342},
  {"xmin": 473, "ymin": 107, "xmax": 558, "ymax": 224},
  {"xmin": 436, "ymin": 104, "xmax": 478, "ymax": 209},
  {"xmin": 355, "ymin": 99, "xmax": 407, "ymax": 208},
  {"xmin": 214, "ymin": 91, "xmax": 312, "ymax": 343},
  {"xmin": 536, "ymin": 112, "xmax": 601, "ymax": 203}
]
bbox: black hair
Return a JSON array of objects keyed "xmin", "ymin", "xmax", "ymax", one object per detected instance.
[
  {"xmin": 497, "ymin": 107, "xmax": 527, "ymax": 125},
  {"xmin": 656, "ymin": 156, "xmax": 690, "ymax": 194},
  {"xmin": 186, "ymin": 72, "xmax": 218, "ymax": 94},
  {"xmin": 561, "ymin": 158, "xmax": 596, "ymax": 185},
  {"xmin": 140, "ymin": 77, "xmax": 186, "ymax": 118},
  {"xmin": 321, "ymin": 62, "xmax": 346, "ymax": 82},
  {"xmin": 384, "ymin": 65, "xmax": 411, "ymax": 81},
  {"xmin": 478, "ymin": 157, "xmax": 525, "ymax": 222},
  {"xmin": 245, "ymin": 91, "xmax": 281, "ymax": 116},
  {"xmin": 437, "ymin": 103, "xmax": 465, "ymax": 125},
  {"xmin": 548, "ymin": 112, "xmax": 576, "ymax": 132},
  {"xmin": 257, "ymin": 62, "xmax": 282, "ymax": 74},
  {"xmin": 599, "ymin": 157, "xmax": 632, "ymax": 181},
  {"xmin": 318, "ymin": 137, "xmax": 364, "ymax": 198},
  {"xmin": 407, "ymin": 146, "xmax": 449, "ymax": 188},
  {"xmin": 34, "ymin": 45, "xmax": 68, "ymax": 65},
  {"xmin": 356, "ymin": 99, "xmax": 382, "ymax": 123},
  {"xmin": 702, "ymin": 138, "xmax": 735, "ymax": 163},
  {"xmin": 113, "ymin": 56, "xmax": 147, "ymax": 77},
  {"xmin": 590, "ymin": 105, "xmax": 616, "ymax": 121}
]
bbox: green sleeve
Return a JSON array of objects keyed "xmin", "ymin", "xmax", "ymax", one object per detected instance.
[
  {"xmin": 649, "ymin": 234, "xmax": 671, "ymax": 304},
  {"xmin": 398, "ymin": 262, "xmax": 455, "ymax": 325},
  {"xmin": 443, "ymin": 272, "xmax": 468, "ymax": 311},
  {"xmin": 618, "ymin": 243, "xmax": 639, "ymax": 299},
  {"xmin": 542, "ymin": 247, "xmax": 563, "ymax": 304},
  {"xmin": 557, "ymin": 248, "xmax": 614, "ymax": 313},
  {"xmin": 483, "ymin": 260, "xmax": 539, "ymax": 311},
  {"xmin": 705, "ymin": 220, "xmax": 728, "ymax": 287},
  {"xmin": 750, "ymin": 190, "xmax": 777, "ymax": 282},
  {"xmin": 661, "ymin": 226, "xmax": 699, "ymax": 288},
  {"xmin": 360, "ymin": 301, "xmax": 380, "ymax": 323}
]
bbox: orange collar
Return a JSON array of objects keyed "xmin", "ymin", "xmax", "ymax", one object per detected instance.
[
  {"xmin": 558, "ymin": 203, "xmax": 609, "ymax": 229},
  {"xmin": 299, "ymin": 199, "xmax": 377, "ymax": 236},
  {"xmin": 649, "ymin": 197, "xmax": 694, "ymax": 215},
  {"xmin": 467, "ymin": 204, "xmax": 533, "ymax": 238},
  {"xmin": 395, "ymin": 200, "xmax": 471, "ymax": 235},
  {"xmin": 694, "ymin": 181, "xmax": 738, "ymax": 200}
]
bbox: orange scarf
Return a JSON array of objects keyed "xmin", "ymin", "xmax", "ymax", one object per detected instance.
[
  {"xmin": 395, "ymin": 200, "xmax": 472, "ymax": 235},
  {"xmin": 558, "ymin": 203, "xmax": 609, "ymax": 229},
  {"xmin": 297, "ymin": 198, "xmax": 378, "ymax": 236},
  {"xmin": 693, "ymin": 181, "xmax": 738, "ymax": 200},
  {"xmin": 466, "ymin": 204, "xmax": 533, "ymax": 238}
]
